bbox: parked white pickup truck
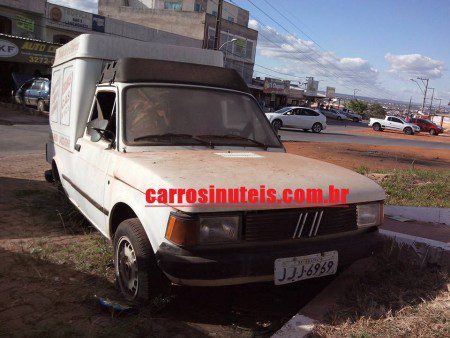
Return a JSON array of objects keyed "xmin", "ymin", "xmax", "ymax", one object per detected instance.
[
  {"xmin": 46, "ymin": 34, "xmax": 385, "ymax": 303},
  {"xmin": 369, "ymin": 116, "xmax": 420, "ymax": 135}
]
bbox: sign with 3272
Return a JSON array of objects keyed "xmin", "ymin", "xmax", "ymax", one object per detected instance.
[{"xmin": 0, "ymin": 35, "xmax": 59, "ymax": 65}]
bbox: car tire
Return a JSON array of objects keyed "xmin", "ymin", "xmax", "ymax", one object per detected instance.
[
  {"xmin": 372, "ymin": 123, "xmax": 381, "ymax": 131},
  {"xmin": 312, "ymin": 122, "xmax": 323, "ymax": 133},
  {"xmin": 272, "ymin": 119, "xmax": 282, "ymax": 131},
  {"xmin": 114, "ymin": 218, "xmax": 167, "ymax": 303},
  {"xmin": 353, "ymin": 118, "xmax": 359, "ymax": 122},
  {"xmin": 37, "ymin": 99, "xmax": 45, "ymax": 113},
  {"xmin": 337, "ymin": 116, "xmax": 342, "ymax": 121},
  {"xmin": 404, "ymin": 127, "xmax": 413, "ymax": 135},
  {"xmin": 429, "ymin": 129, "xmax": 437, "ymax": 136}
]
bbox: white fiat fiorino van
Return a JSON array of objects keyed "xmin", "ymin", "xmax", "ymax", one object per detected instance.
[{"xmin": 46, "ymin": 34, "xmax": 385, "ymax": 302}]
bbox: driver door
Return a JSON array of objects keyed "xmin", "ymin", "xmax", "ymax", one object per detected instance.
[{"xmin": 73, "ymin": 88, "xmax": 117, "ymax": 236}]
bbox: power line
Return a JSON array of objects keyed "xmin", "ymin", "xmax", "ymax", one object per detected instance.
[{"xmin": 232, "ymin": 0, "xmax": 396, "ymax": 99}]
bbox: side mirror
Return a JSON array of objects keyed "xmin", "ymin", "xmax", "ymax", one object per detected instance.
[{"xmin": 87, "ymin": 119, "xmax": 113, "ymax": 143}]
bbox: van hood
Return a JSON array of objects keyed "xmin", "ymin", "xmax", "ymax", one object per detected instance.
[{"xmin": 114, "ymin": 150, "xmax": 385, "ymax": 212}]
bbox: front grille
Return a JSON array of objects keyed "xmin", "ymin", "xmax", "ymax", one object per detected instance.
[{"xmin": 244, "ymin": 205, "xmax": 357, "ymax": 241}]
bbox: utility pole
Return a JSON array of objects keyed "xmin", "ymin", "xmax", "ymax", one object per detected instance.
[
  {"xmin": 435, "ymin": 98, "xmax": 442, "ymax": 113},
  {"xmin": 213, "ymin": 0, "xmax": 224, "ymax": 50},
  {"xmin": 417, "ymin": 77, "xmax": 429, "ymax": 113},
  {"xmin": 407, "ymin": 96, "xmax": 412, "ymax": 114},
  {"xmin": 428, "ymin": 87, "xmax": 435, "ymax": 114},
  {"xmin": 353, "ymin": 89, "xmax": 359, "ymax": 100}
]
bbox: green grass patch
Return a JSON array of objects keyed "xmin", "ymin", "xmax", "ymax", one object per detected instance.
[{"xmin": 365, "ymin": 169, "xmax": 450, "ymax": 208}]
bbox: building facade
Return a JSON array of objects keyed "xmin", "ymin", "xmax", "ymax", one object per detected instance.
[
  {"xmin": 99, "ymin": 0, "xmax": 258, "ymax": 83},
  {"xmin": 0, "ymin": 0, "xmax": 203, "ymax": 100}
]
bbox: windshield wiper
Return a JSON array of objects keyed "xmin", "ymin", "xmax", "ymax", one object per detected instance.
[
  {"xmin": 196, "ymin": 134, "xmax": 269, "ymax": 150},
  {"xmin": 134, "ymin": 133, "xmax": 214, "ymax": 148}
]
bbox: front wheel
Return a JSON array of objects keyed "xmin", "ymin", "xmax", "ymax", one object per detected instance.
[
  {"xmin": 404, "ymin": 127, "xmax": 413, "ymax": 135},
  {"xmin": 114, "ymin": 218, "xmax": 167, "ymax": 303},
  {"xmin": 429, "ymin": 129, "xmax": 437, "ymax": 136},
  {"xmin": 37, "ymin": 99, "xmax": 45, "ymax": 113},
  {"xmin": 312, "ymin": 122, "xmax": 323, "ymax": 133},
  {"xmin": 272, "ymin": 119, "xmax": 282, "ymax": 131}
]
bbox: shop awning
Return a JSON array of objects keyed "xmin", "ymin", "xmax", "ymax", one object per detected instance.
[{"xmin": 0, "ymin": 33, "xmax": 61, "ymax": 66}]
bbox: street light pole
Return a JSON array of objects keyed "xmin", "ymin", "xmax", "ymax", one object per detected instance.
[
  {"xmin": 417, "ymin": 77, "xmax": 429, "ymax": 113},
  {"xmin": 428, "ymin": 87, "xmax": 435, "ymax": 114},
  {"xmin": 353, "ymin": 89, "xmax": 360, "ymax": 100}
]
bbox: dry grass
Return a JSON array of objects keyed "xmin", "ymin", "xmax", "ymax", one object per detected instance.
[{"xmin": 312, "ymin": 243, "xmax": 450, "ymax": 337}]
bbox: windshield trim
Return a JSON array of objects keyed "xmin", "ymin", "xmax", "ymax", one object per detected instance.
[{"xmin": 120, "ymin": 83, "xmax": 284, "ymax": 150}]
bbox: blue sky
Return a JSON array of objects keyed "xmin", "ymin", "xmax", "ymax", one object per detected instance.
[{"xmin": 52, "ymin": 0, "xmax": 449, "ymax": 103}]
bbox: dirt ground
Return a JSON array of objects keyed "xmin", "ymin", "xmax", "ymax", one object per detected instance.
[
  {"xmin": 284, "ymin": 141, "xmax": 450, "ymax": 171},
  {"xmin": 348, "ymin": 127, "xmax": 450, "ymax": 143},
  {"xmin": 0, "ymin": 154, "xmax": 333, "ymax": 337},
  {"xmin": 1, "ymin": 144, "xmax": 448, "ymax": 336}
]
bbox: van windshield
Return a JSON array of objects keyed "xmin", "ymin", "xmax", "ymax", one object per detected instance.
[{"xmin": 124, "ymin": 86, "xmax": 282, "ymax": 148}]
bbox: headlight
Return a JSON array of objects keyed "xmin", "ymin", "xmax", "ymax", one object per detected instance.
[
  {"xmin": 357, "ymin": 202, "xmax": 383, "ymax": 227},
  {"xmin": 165, "ymin": 213, "xmax": 240, "ymax": 246},
  {"xmin": 199, "ymin": 215, "xmax": 240, "ymax": 244}
]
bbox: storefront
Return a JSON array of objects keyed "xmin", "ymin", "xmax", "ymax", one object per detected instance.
[{"xmin": 0, "ymin": 33, "xmax": 60, "ymax": 100}]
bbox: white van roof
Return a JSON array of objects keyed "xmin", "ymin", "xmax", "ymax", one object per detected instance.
[{"xmin": 53, "ymin": 34, "xmax": 223, "ymax": 68}]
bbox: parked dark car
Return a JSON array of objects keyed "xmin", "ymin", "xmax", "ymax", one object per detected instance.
[
  {"xmin": 15, "ymin": 78, "xmax": 51, "ymax": 112},
  {"xmin": 410, "ymin": 118, "xmax": 444, "ymax": 135}
]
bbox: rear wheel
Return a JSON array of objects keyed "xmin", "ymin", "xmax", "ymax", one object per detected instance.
[
  {"xmin": 429, "ymin": 129, "xmax": 437, "ymax": 135},
  {"xmin": 372, "ymin": 123, "xmax": 381, "ymax": 131},
  {"xmin": 114, "ymin": 218, "xmax": 167, "ymax": 303},
  {"xmin": 337, "ymin": 116, "xmax": 342, "ymax": 121},
  {"xmin": 404, "ymin": 127, "xmax": 413, "ymax": 135},
  {"xmin": 312, "ymin": 122, "xmax": 323, "ymax": 133},
  {"xmin": 272, "ymin": 119, "xmax": 282, "ymax": 131},
  {"xmin": 37, "ymin": 99, "xmax": 45, "ymax": 113}
]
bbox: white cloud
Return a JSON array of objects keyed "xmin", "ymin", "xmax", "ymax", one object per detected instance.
[
  {"xmin": 250, "ymin": 20, "xmax": 389, "ymax": 97},
  {"xmin": 385, "ymin": 53, "xmax": 445, "ymax": 79},
  {"xmin": 48, "ymin": 0, "xmax": 98, "ymax": 13}
]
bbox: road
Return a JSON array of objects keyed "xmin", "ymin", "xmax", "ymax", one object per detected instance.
[
  {"xmin": 1, "ymin": 108, "xmax": 449, "ymax": 158},
  {"xmin": 280, "ymin": 120, "xmax": 450, "ymax": 150},
  {"xmin": 0, "ymin": 107, "xmax": 48, "ymax": 157}
]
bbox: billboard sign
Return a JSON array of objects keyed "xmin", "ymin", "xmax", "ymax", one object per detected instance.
[
  {"xmin": 263, "ymin": 78, "xmax": 290, "ymax": 95},
  {"xmin": 326, "ymin": 86, "xmax": 336, "ymax": 98},
  {"xmin": 306, "ymin": 78, "xmax": 319, "ymax": 94},
  {"xmin": 92, "ymin": 14, "xmax": 105, "ymax": 33},
  {"xmin": 0, "ymin": 35, "xmax": 59, "ymax": 65},
  {"xmin": 47, "ymin": 4, "xmax": 92, "ymax": 30}
]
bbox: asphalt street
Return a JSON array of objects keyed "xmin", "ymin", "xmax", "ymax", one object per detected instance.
[
  {"xmin": 280, "ymin": 120, "xmax": 450, "ymax": 150},
  {"xmin": 0, "ymin": 108, "xmax": 48, "ymax": 157},
  {"xmin": 1, "ymin": 108, "xmax": 449, "ymax": 156}
]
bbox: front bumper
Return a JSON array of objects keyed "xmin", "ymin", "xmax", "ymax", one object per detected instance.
[{"xmin": 155, "ymin": 228, "xmax": 382, "ymax": 286}]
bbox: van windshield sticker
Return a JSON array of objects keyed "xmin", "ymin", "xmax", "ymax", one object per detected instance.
[{"xmin": 214, "ymin": 152, "xmax": 263, "ymax": 158}]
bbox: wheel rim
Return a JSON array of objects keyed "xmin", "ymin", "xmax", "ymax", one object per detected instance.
[
  {"xmin": 38, "ymin": 101, "xmax": 43, "ymax": 111},
  {"xmin": 273, "ymin": 121, "xmax": 281, "ymax": 129},
  {"xmin": 313, "ymin": 123, "xmax": 321, "ymax": 132},
  {"xmin": 430, "ymin": 129, "xmax": 436, "ymax": 135},
  {"xmin": 117, "ymin": 236, "xmax": 139, "ymax": 298}
]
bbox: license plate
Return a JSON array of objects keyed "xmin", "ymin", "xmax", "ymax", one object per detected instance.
[{"xmin": 274, "ymin": 251, "xmax": 338, "ymax": 285}]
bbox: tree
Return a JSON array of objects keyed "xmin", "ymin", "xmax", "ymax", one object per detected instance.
[
  {"xmin": 345, "ymin": 100, "xmax": 368, "ymax": 115},
  {"xmin": 366, "ymin": 103, "xmax": 387, "ymax": 119}
]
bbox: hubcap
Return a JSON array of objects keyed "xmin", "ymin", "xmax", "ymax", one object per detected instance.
[
  {"xmin": 117, "ymin": 237, "xmax": 138, "ymax": 298},
  {"xmin": 313, "ymin": 124, "xmax": 321, "ymax": 132}
]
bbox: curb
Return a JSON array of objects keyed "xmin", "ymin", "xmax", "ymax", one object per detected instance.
[
  {"xmin": 379, "ymin": 229, "xmax": 450, "ymax": 269},
  {"xmin": 271, "ymin": 315, "xmax": 315, "ymax": 338},
  {"xmin": 385, "ymin": 205, "xmax": 450, "ymax": 226}
]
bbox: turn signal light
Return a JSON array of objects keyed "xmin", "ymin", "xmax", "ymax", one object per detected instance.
[{"xmin": 165, "ymin": 214, "xmax": 199, "ymax": 246}]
